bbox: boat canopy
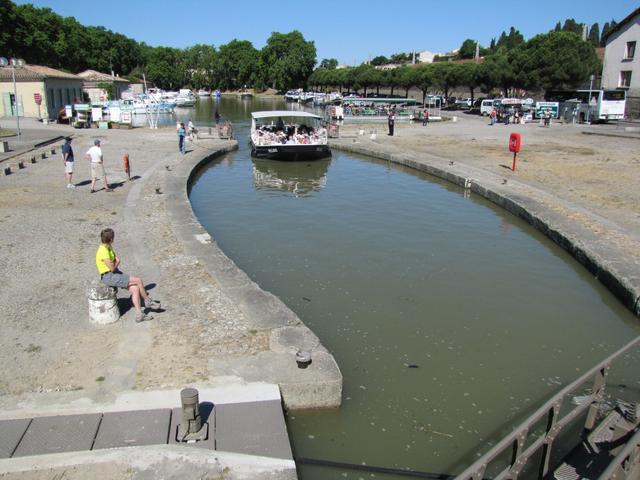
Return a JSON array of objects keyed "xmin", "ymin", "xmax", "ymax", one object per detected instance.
[{"xmin": 251, "ymin": 110, "xmax": 323, "ymax": 120}]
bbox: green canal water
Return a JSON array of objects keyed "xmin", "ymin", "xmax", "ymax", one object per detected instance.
[{"xmin": 187, "ymin": 97, "xmax": 639, "ymax": 478}]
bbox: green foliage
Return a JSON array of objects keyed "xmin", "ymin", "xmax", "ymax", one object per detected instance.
[
  {"xmin": 319, "ymin": 58, "xmax": 338, "ymax": 69},
  {"xmin": 261, "ymin": 31, "xmax": 316, "ymax": 91},
  {"xmin": 588, "ymin": 23, "xmax": 600, "ymax": 46},
  {"xmin": 95, "ymin": 82, "xmax": 114, "ymax": 100},
  {"xmin": 496, "ymin": 27, "xmax": 525, "ymax": 50},
  {"xmin": 370, "ymin": 55, "xmax": 390, "ymax": 66},
  {"xmin": 390, "ymin": 52, "xmax": 411, "ymax": 64},
  {"xmin": 458, "ymin": 39, "xmax": 477, "ymax": 59},
  {"xmin": 215, "ymin": 40, "xmax": 260, "ymax": 90},
  {"xmin": 144, "ymin": 47, "xmax": 186, "ymax": 90},
  {"xmin": 561, "ymin": 18, "xmax": 583, "ymax": 35},
  {"xmin": 184, "ymin": 44, "xmax": 217, "ymax": 88}
]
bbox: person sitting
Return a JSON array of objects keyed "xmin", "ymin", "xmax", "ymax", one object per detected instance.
[
  {"xmin": 276, "ymin": 117, "xmax": 285, "ymax": 131},
  {"xmin": 96, "ymin": 228, "xmax": 160, "ymax": 323}
]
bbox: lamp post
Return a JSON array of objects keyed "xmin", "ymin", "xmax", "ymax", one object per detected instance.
[{"xmin": 0, "ymin": 57, "xmax": 26, "ymax": 137}]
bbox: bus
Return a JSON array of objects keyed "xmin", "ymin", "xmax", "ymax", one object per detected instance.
[{"xmin": 545, "ymin": 89, "xmax": 626, "ymax": 123}]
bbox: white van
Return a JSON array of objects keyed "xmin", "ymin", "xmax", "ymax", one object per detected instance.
[{"xmin": 480, "ymin": 99, "xmax": 496, "ymax": 116}]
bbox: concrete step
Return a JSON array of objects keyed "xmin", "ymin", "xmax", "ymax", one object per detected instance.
[{"xmin": 0, "ymin": 385, "xmax": 292, "ymax": 462}]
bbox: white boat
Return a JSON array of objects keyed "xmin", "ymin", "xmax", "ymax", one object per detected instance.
[
  {"xmin": 250, "ymin": 110, "xmax": 331, "ymax": 161},
  {"xmin": 176, "ymin": 89, "xmax": 197, "ymax": 107},
  {"xmin": 197, "ymin": 89, "xmax": 211, "ymax": 97}
]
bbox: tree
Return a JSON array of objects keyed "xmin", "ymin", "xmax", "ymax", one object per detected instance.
[
  {"xmin": 514, "ymin": 31, "xmax": 600, "ymax": 91},
  {"xmin": 561, "ymin": 18, "xmax": 583, "ymax": 35},
  {"xmin": 458, "ymin": 39, "xmax": 477, "ymax": 59},
  {"xmin": 215, "ymin": 39, "xmax": 260, "ymax": 90},
  {"xmin": 144, "ymin": 47, "xmax": 186, "ymax": 90},
  {"xmin": 370, "ymin": 55, "xmax": 390, "ymax": 66},
  {"xmin": 588, "ymin": 23, "xmax": 600, "ymax": 46},
  {"xmin": 319, "ymin": 58, "xmax": 338, "ymax": 69},
  {"xmin": 0, "ymin": 0, "xmax": 23, "ymax": 58},
  {"xmin": 353, "ymin": 64, "xmax": 378, "ymax": 97},
  {"xmin": 430, "ymin": 62, "xmax": 463, "ymax": 99},
  {"xmin": 415, "ymin": 64, "xmax": 434, "ymax": 103},
  {"xmin": 390, "ymin": 52, "xmax": 411, "ymax": 64},
  {"xmin": 184, "ymin": 44, "xmax": 217, "ymax": 88},
  {"xmin": 600, "ymin": 20, "xmax": 617, "ymax": 46},
  {"xmin": 396, "ymin": 66, "xmax": 419, "ymax": 97},
  {"xmin": 261, "ymin": 30, "xmax": 316, "ymax": 91}
]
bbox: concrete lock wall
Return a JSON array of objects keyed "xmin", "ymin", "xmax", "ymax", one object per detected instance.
[{"xmin": 87, "ymin": 280, "xmax": 120, "ymax": 325}]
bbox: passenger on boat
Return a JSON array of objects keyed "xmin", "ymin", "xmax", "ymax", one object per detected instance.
[{"xmin": 276, "ymin": 117, "xmax": 285, "ymax": 131}]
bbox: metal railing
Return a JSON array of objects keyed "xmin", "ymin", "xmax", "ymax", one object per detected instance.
[{"xmin": 454, "ymin": 336, "xmax": 640, "ymax": 480}]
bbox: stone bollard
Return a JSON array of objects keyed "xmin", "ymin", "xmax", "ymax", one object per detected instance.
[{"xmin": 87, "ymin": 279, "xmax": 120, "ymax": 325}]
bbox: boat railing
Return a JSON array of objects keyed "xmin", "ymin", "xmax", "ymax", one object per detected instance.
[{"xmin": 454, "ymin": 336, "xmax": 640, "ymax": 480}]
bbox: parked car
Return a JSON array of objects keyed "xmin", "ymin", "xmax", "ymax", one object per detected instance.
[{"xmin": 454, "ymin": 97, "xmax": 472, "ymax": 109}]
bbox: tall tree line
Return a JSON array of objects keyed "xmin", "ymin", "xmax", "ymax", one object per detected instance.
[
  {"xmin": 309, "ymin": 31, "xmax": 601, "ymax": 100},
  {"xmin": 0, "ymin": 0, "xmax": 316, "ymax": 91}
]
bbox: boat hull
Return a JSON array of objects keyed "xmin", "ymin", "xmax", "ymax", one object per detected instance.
[{"xmin": 251, "ymin": 143, "xmax": 331, "ymax": 161}]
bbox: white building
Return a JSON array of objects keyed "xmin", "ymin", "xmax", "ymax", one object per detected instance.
[{"xmin": 601, "ymin": 7, "xmax": 640, "ymax": 118}]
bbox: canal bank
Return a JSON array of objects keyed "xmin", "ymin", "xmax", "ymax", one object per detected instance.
[
  {"xmin": 330, "ymin": 118, "xmax": 640, "ymax": 318},
  {"xmin": 0, "ymin": 117, "xmax": 340, "ymax": 478}
]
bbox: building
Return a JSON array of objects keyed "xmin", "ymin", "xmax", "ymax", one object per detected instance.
[
  {"xmin": 77, "ymin": 69, "xmax": 130, "ymax": 103},
  {"xmin": 0, "ymin": 64, "xmax": 83, "ymax": 120},
  {"xmin": 601, "ymin": 7, "xmax": 640, "ymax": 118}
]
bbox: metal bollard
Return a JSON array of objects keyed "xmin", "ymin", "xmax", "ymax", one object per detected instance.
[
  {"xmin": 177, "ymin": 388, "xmax": 208, "ymax": 442},
  {"xmin": 31, "ymin": 156, "xmax": 36, "ymax": 164},
  {"xmin": 50, "ymin": 147, "xmax": 56, "ymax": 155},
  {"xmin": 18, "ymin": 161, "xmax": 24, "ymax": 169},
  {"xmin": 41, "ymin": 152, "xmax": 46, "ymax": 159}
]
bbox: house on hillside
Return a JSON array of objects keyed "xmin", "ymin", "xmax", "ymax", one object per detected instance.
[
  {"xmin": 601, "ymin": 6, "xmax": 640, "ymax": 118},
  {"xmin": 0, "ymin": 64, "xmax": 83, "ymax": 120},
  {"xmin": 77, "ymin": 69, "xmax": 130, "ymax": 103}
]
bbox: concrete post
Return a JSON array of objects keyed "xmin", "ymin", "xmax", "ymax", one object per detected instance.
[
  {"xmin": 180, "ymin": 388, "xmax": 201, "ymax": 434},
  {"xmin": 87, "ymin": 280, "xmax": 120, "ymax": 325}
]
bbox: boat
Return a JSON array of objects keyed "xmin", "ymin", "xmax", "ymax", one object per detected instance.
[
  {"xmin": 249, "ymin": 110, "xmax": 331, "ymax": 161},
  {"xmin": 175, "ymin": 89, "xmax": 197, "ymax": 107},
  {"xmin": 213, "ymin": 89, "xmax": 221, "ymax": 98},
  {"xmin": 197, "ymin": 89, "xmax": 211, "ymax": 97},
  {"xmin": 239, "ymin": 90, "xmax": 253, "ymax": 99}
]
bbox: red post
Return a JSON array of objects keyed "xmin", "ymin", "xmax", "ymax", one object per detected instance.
[{"xmin": 512, "ymin": 152, "xmax": 517, "ymax": 171}]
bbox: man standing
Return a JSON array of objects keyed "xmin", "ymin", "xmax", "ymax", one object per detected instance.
[
  {"xmin": 86, "ymin": 139, "xmax": 112, "ymax": 193},
  {"xmin": 422, "ymin": 108, "xmax": 429, "ymax": 127},
  {"xmin": 62, "ymin": 137, "xmax": 75, "ymax": 188},
  {"xmin": 387, "ymin": 109, "xmax": 395, "ymax": 136}
]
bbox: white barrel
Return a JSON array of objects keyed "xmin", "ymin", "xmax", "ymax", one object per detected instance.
[{"xmin": 87, "ymin": 280, "xmax": 120, "ymax": 325}]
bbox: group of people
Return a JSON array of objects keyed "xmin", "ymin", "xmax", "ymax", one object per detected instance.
[
  {"xmin": 62, "ymin": 137, "xmax": 130, "ymax": 192},
  {"xmin": 253, "ymin": 120, "xmax": 323, "ymax": 146}
]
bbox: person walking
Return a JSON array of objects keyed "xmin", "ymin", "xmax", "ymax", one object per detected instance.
[
  {"xmin": 489, "ymin": 108, "xmax": 497, "ymax": 126},
  {"xmin": 178, "ymin": 123, "xmax": 186, "ymax": 154},
  {"xmin": 544, "ymin": 108, "xmax": 552, "ymax": 127},
  {"xmin": 86, "ymin": 139, "xmax": 111, "ymax": 193},
  {"xmin": 62, "ymin": 137, "xmax": 75, "ymax": 188},
  {"xmin": 96, "ymin": 228, "xmax": 160, "ymax": 323},
  {"xmin": 187, "ymin": 119, "xmax": 195, "ymax": 141},
  {"xmin": 422, "ymin": 108, "xmax": 429, "ymax": 127}
]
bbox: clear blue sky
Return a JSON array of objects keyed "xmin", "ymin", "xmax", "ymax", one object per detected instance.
[{"xmin": 15, "ymin": 0, "xmax": 639, "ymax": 65}]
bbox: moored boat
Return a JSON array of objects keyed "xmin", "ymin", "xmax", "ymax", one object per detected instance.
[
  {"xmin": 197, "ymin": 89, "xmax": 211, "ymax": 97},
  {"xmin": 249, "ymin": 110, "xmax": 331, "ymax": 161}
]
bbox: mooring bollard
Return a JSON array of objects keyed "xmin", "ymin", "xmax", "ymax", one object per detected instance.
[
  {"xmin": 41, "ymin": 152, "xmax": 46, "ymax": 159},
  {"xmin": 4, "ymin": 166, "xmax": 11, "ymax": 176},
  {"xmin": 296, "ymin": 350, "xmax": 312, "ymax": 369},
  {"xmin": 87, "ymin": 280, "xmax": 120, "ymax": 325},
  {"xmin": 18, "ymin": 161, "xmax": 24, "ymax": 169},
  {"xmin": 177, "ymin": 388, "xmax": 208, "ymax": 442},
  {"xmin": 31, "ymin": 156, "xmax": 36, "ymax": 164},
  {"xmin": 50, "ymin": 147, "xmax": 56, "ymax": 155}
]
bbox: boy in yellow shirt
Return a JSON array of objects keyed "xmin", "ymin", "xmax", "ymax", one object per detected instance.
[{"xmin": 96, "ymin": 228, "xmax": 160, "ymax": 322}]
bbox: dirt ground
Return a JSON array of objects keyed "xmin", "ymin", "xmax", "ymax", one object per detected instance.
[{"xmin": 340, "ymin": 114, "xmax": 640, "ymax": 238}]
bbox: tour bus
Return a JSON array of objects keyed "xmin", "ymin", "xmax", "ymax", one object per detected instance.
[{"xmin": 545, "ymin": 89, "xmax": 626, "ymax": 123}]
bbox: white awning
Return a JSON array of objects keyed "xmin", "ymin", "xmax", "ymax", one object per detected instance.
[{"xmin": 251, "ymin": 110, "xmax": 323, "ymax": 120}]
